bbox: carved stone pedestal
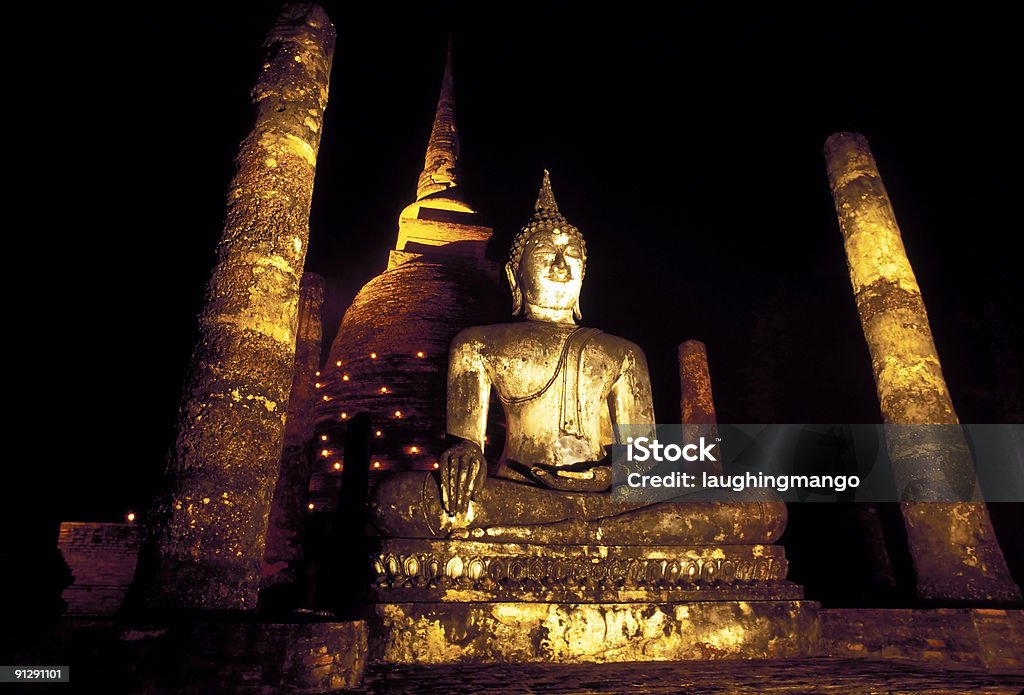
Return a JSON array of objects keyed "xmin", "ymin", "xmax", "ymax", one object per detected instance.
[{"xmin": 369, "ymin": 540, "xmax": 818, "ymax": 663}]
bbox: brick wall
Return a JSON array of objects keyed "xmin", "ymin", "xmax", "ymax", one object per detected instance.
[{"xmin": 58, "ymin": 522, "xmax": 141, "ymax": 616}]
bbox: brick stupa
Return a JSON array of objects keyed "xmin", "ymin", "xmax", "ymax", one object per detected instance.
[{"xmin": 311, "ymin": 43, "xmax": 503, "ymax": 508}]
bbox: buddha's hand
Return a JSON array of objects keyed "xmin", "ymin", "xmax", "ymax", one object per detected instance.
[{"xmin": 438, "ymin": 440, "xmax": 487, "ymax": 522}]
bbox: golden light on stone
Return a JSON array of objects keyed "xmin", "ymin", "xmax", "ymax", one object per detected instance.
[
  {"xmin": 380, "ymin": 386, "xmax": 389, "ymax": 394},
  {"xmin": 375, "ymin": 430, "xmax": 382, "ymax": 437},
  {"xmin": 824, "ymin": 132, "xmax": 1021, "ymax": 603},
  {"xmin": 363, "ymin": 170, "xmax": 820, "ymax": 663},
  {"xmin": 335, "ymin": 360, "xmax": 342, "ymax": 367},
  {"xmin": 370, "ymin": 352, "xmax": 377, "ymax": 359},
  {"xmin": 320, "ymin": 434, "xmax": 328, "ymax": 441},
  {"xmin": 315, "ymin": 371, "xmax": 320, "ymax": 377},
  {"xmin": 138, "ymin": 4, "xmax": 337, "ymax": 612},
  {"xmin": 416, "ymin": 351, "xmax": 425, "ymax": 358},
  {"xmin": 373, "ymin": 461, "xmax": 381, "ymax": 469},
  {"xmin": 393, "ymin": 410, "xmax": 402, "ymax": 418},
  {"xmin": 127, "ymin": 512, "xmax": 136, "ymax": 523},
  {"xmin": 342, "ymin": 374, "xmax": 350, "ymax": 381},
  {"xmin": 322, "ymin": 395, "xmax": 329, "ymax": 401},
  {"xmin": 341, "ymin": 413, "xmax": 348, "ymax": 420},
  {"xmin": 315, "ymin": 382, "xmax": 322, "ymax": 388},
  {"xmin": 321, "ymin": 449, "xmax": 329, "ymax": 457},
  {"xmin": 333, "ymin": 462, "xmax": 342, "ymax": 471},
  {"xmin": 307, "ymin": 503, "xmax": 314, "ymax": 511}
]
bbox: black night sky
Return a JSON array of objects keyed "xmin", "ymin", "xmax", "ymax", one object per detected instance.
[{"xmin": 5, "ymin": 3, "xmax": 1022, "ymax": 609}]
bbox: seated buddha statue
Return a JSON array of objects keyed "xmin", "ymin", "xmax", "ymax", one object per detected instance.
[{"xmin": 370, "ymin": 171, "xmax": 784, "ymax": 546}]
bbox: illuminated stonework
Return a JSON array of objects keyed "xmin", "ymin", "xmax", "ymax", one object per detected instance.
[
  {"xmin": 365, "ymin": 153, "xmax": 810, "ymax": 664},
  {"xmin": 134, "ymin": 5, "xmax": 336, "ymax": 612},
  {"xmin": 370, "ymin": 599, "xmax": 818, "ymax": 663},
  {"xmin": 678, "ymin": 339, "xmax": 722, "ymax": 476},
  {"xmin": 371, "ymin": 540, "xmax": 797, "ymax": 602},
  {"xmin": 824, "ymin": 132, "xmax": 1020, "ymax": 604}
]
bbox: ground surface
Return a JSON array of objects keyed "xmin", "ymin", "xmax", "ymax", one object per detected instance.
[{"xmin": 349, "ymin": 659, "xmax": 1024, "ymax": 694}]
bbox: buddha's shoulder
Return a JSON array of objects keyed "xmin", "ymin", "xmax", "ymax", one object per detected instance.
[
  {"xmin": 451, "ymin": 322, "xmax": 534, "ymax": 347},
  {"xmin": 452, "ymin": 323, "xmax": 646, "ymax": 359},
  {"xmin": 453, "ymin": 322, "xmax": 506, "ymax": 340},
  {"xmin": 593, "ymin": 332, "xmax": 646, "ymax": 356},
  {"xmin": 589, "ymin": 332, "xmax": 648, "ymax": 364}
]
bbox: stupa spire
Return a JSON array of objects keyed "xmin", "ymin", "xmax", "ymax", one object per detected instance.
[{"xmin": 416, "ymin": 37, "xmax": 460, "ymax": 201}]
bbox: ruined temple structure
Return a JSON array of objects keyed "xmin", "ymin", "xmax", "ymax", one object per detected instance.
[
  {"xmin": 309, "ymin": 44, "xmax": 503, "ymax": 510},
  {"xmin": 40, "ymin": 9, "xmax": 1024, "ymax": 691}
]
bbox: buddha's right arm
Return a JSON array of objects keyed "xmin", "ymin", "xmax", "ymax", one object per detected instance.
[{"xmin": 445, "ymin": 330, "xmax": 491, "ymax": 449}]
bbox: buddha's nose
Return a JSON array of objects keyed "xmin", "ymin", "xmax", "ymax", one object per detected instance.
[{"xmin": 552, "ymin": 251, "xmax": 569, "ymax": 271}]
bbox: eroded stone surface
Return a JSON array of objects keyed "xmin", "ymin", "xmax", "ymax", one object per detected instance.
[
  {"xmin": 823, "ymin": 132, "xmax": 1020, "ymax": 603},
  {"xmin": 821, "ymin": 608, "xmax": 1024, "ymax": 671},
  {"xmin": 132, "ymin": 4, "xmax": 336, "ymax": 612},
  {"xmin": 370, "ymin": 600, "xmax": 819, "ymax": 663}
]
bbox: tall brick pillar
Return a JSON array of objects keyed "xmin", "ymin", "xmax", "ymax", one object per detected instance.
[
  {"xmin": 133, "ymin": 4, "xmax": 336, "ymax": 612},
  {"xmin": 678, "ymin": 340, "xmax": 722, "ymax": 476},
  {"xmin": 824, "ymin": 132, "xmax": 1020, "ymax": 603}
]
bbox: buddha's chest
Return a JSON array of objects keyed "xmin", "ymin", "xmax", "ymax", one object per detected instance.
[{"xmin": 484, "ymin": 333, "xmax": 620, "ymax": 404}]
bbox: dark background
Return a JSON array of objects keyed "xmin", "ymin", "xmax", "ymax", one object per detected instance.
[{"xmin": 4, "ymin": 3, "xmax": 1021, "ymax": 609}]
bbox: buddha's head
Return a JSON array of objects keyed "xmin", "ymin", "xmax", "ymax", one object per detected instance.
[{"xmin": 506, "ymin": 170, "xmax": 587, "ymax": 322}]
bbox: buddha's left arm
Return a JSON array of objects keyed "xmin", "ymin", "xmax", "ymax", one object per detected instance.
[{"xmin": 608, "ymin": 344, "xmax": 657, "ymax": 439}]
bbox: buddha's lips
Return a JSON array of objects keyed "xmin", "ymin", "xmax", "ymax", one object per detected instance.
[{"xmin": 547, "ymin": 269, "xmax": 572, "ymax": 282}]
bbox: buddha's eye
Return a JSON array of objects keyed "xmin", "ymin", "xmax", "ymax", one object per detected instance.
[{"xmin": 563, "ymin": 244, "xmax": 582, "ymax": 258}]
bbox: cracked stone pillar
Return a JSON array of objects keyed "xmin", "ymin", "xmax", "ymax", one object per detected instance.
[
  {"xmin": 678, "ymin": 340, "xmax": 722, "ymax": 475},
  {"xmin": 260, "ymin": 272, "xmax": 325, "ymax": 610},
  {"xmin": 824, "ymin": 132, "xmax": 1020, "ymax": 603},
  {"xmin": 133, "ymin": 5, "xmax": 336, "ymax": 612}
]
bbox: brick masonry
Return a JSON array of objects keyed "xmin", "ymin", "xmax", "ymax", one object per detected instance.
[{"xmin": 58, "ymin": 522, "xmax": 142, "ymax": 616}]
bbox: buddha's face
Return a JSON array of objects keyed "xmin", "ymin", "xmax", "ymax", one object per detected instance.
[{"xmin": 517, "ymin": 229, "xmax": 584, "ymax": 312}]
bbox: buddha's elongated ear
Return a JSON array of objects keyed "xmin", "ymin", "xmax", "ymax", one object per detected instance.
[
  {"xmin": 573, "ymin": 299, "xmax": 582, "ymax": 321},
  {"xmin": 505, "ymin": 262, "xmax": 522, "ymax": 316}
]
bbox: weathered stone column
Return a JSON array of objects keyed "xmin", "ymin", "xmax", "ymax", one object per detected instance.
[
  {"xmin": 136, "ymin": 5, "xmax": 336, "ymax": 611},
  {"xmin": 260, "ymin": 272, "xmax": 325, "ymax": 609},
  {"xmin": 824, "ymin": 132, "xmax": 1020, "ymax": 603},
  {"xmin": 678, "ymin": 340, "xmax": 722, "ymax": 475}
]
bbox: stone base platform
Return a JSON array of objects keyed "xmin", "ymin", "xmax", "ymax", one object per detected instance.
[
  {"xmin": 370, "ymin": 599, "xmax": 820, "ymax": 663},
  {"xmin": 821, "ymin": 608, "xmax": 1024, "ymax": 671},
  {"xmin": 369, "ymin": 539, "xmax": 816, "ymax": 663}
]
